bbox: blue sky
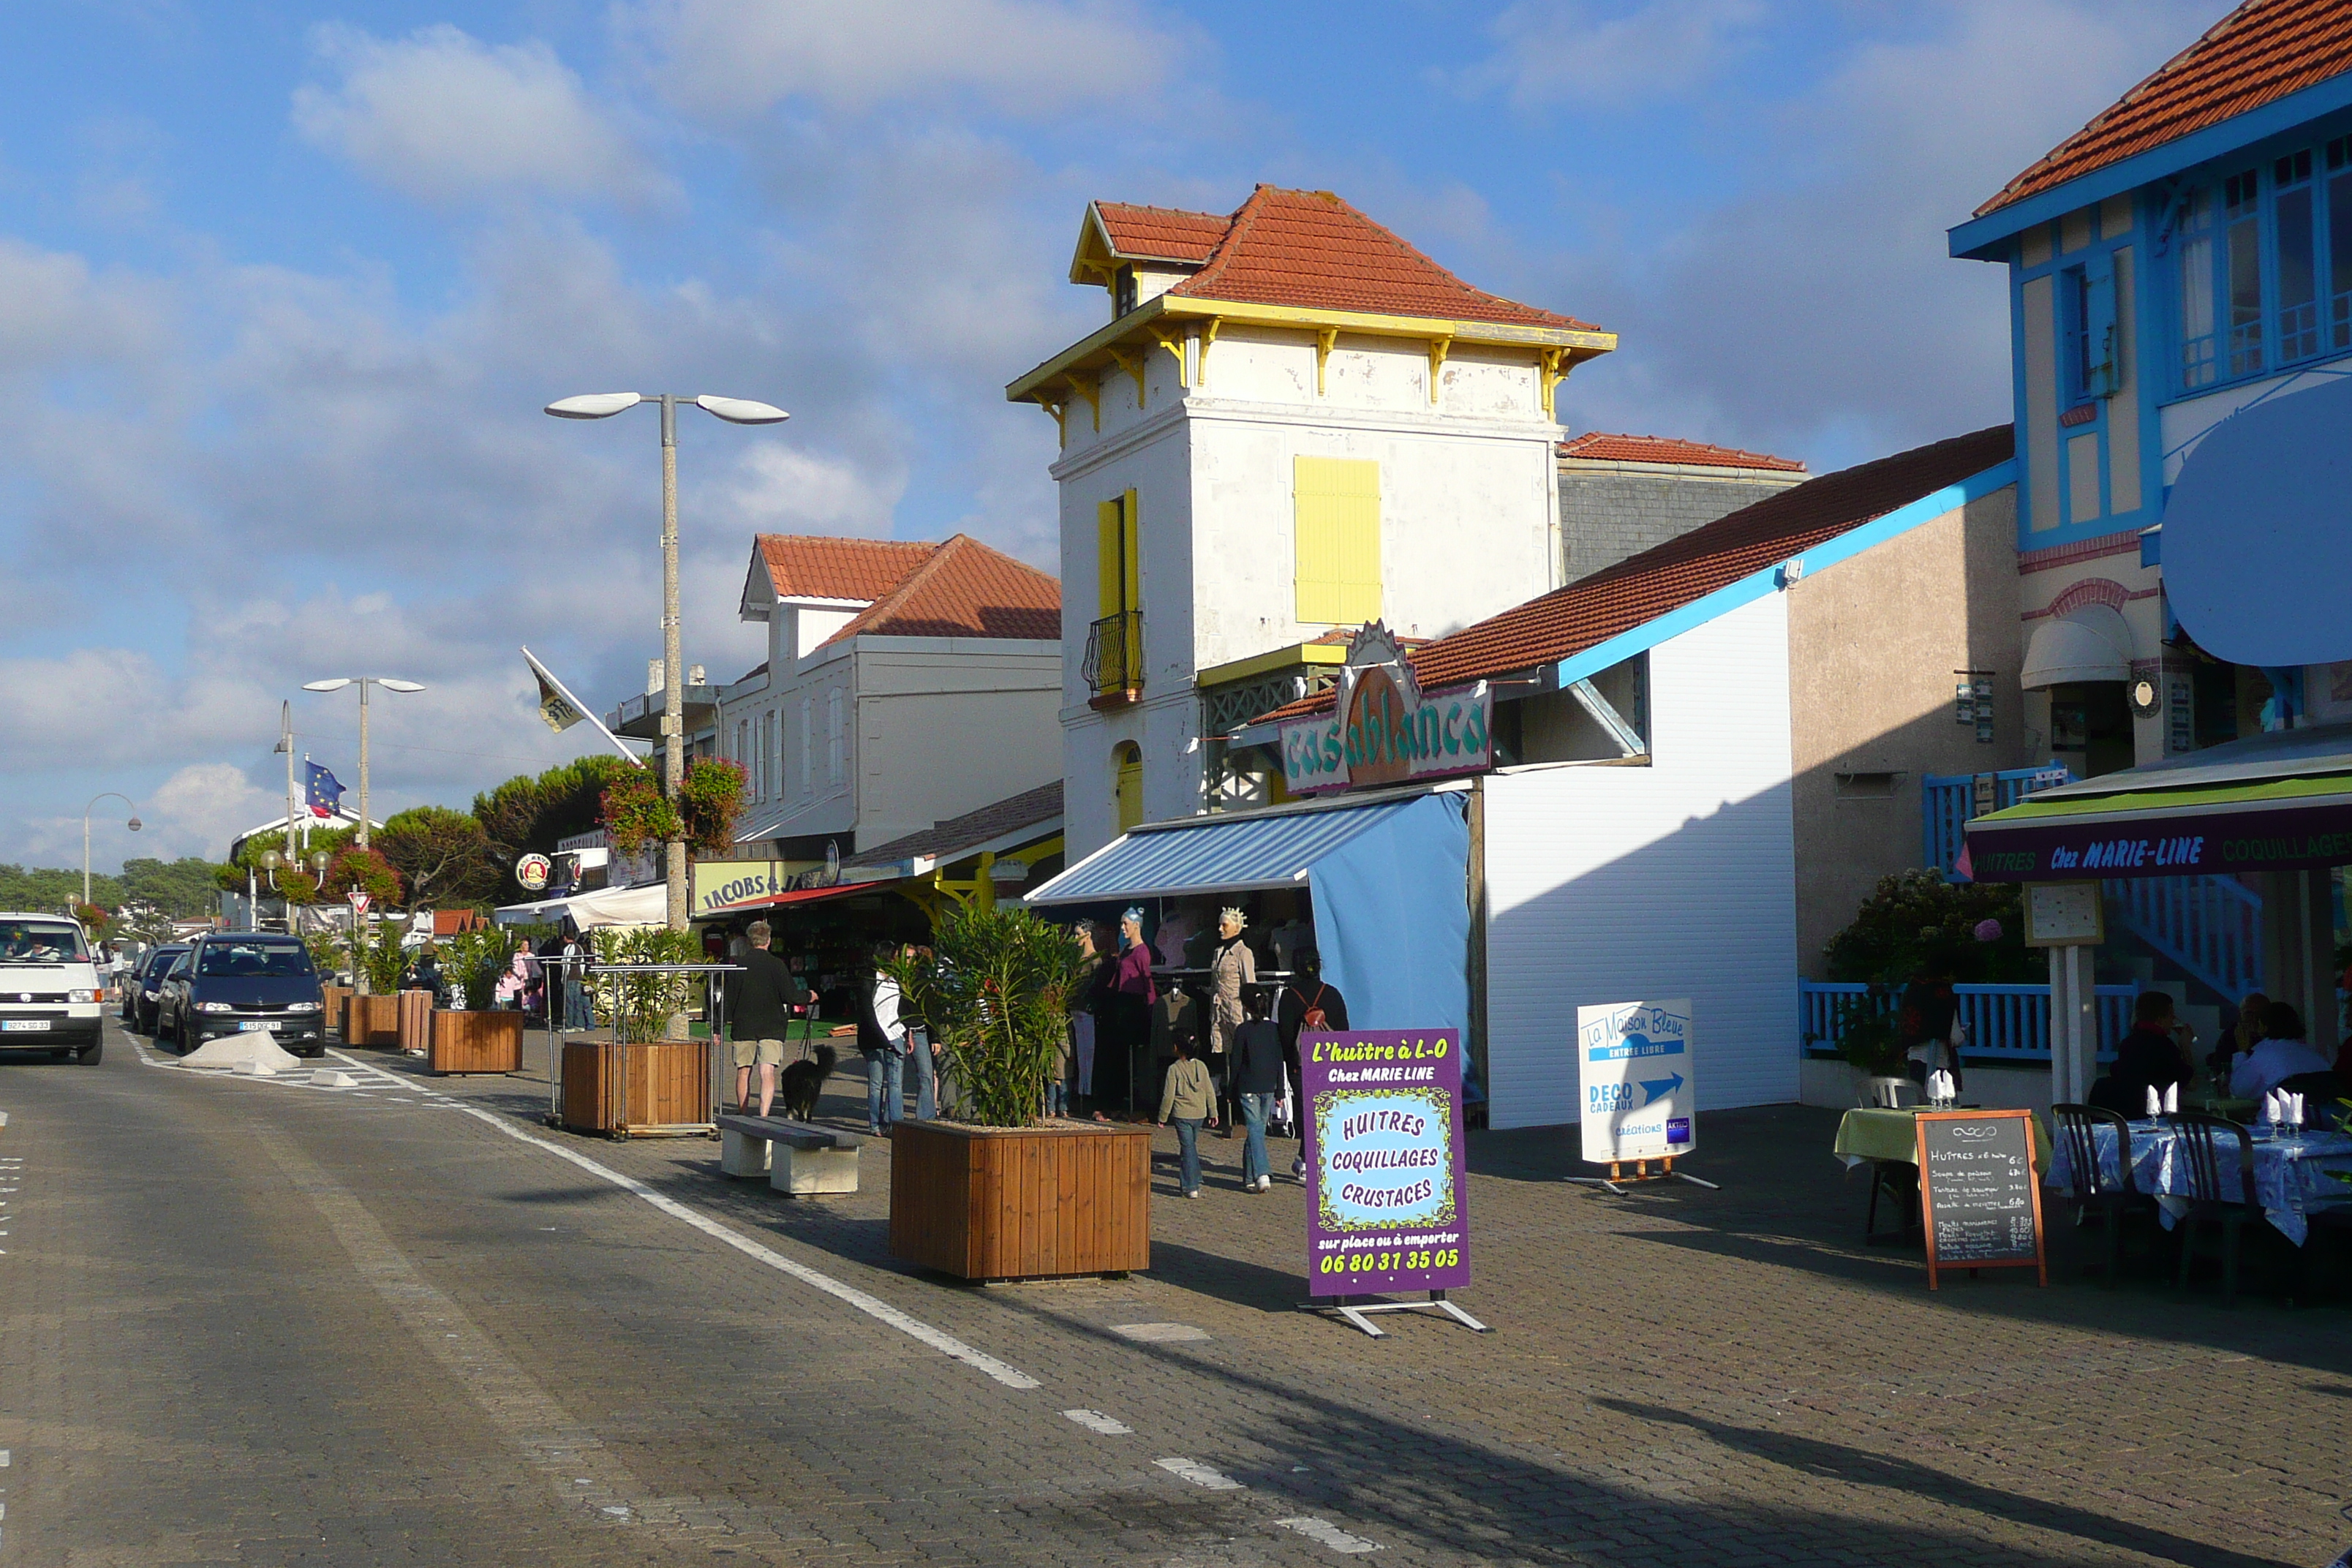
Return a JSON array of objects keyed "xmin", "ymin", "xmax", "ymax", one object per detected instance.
[{"xmin": 0, "ymin": 0, "xmax": 2231, "ymax": 871}]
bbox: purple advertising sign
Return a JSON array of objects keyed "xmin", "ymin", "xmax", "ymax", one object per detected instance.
[{"xmin": 1300, "ymin": 1028, "xmax": 1470, "ymax": 1297}]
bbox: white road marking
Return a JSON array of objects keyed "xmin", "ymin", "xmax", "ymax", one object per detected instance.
[
  {"xmin": 1275, "ymin": 1517, "xmax": 1382, "ymax": 1553},
  {"xmin": 1112, "ymin": 1322, "xmax": 1210, "ymax": 1343},
  {"xmin": 323, "ymin": 1050, "xmax": 1043, "ymax": 1391},
  {"xmin": 1154, "ymin": 1457, "xmax": 1243, "ymax": 1490},
  {"xmin": 1062, "ymin": 1409, "xmax": 1132, "ymax": 1435}
]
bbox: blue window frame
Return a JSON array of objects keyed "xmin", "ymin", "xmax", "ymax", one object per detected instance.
[{"xmin": 2168, "ymin": 136, "xmax": 2352, "ymax": 396}]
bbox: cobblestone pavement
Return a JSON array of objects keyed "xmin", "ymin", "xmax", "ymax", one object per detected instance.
[{"xmin": 1, "ymin": 1023, "xmax": 2346, "ymax": 1566}]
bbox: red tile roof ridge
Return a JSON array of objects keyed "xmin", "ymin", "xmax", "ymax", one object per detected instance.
[
  {"xmin": 1255, "ymin": 423, "xmax": 2014, "ymax": 725},
  {"xmin": 1165, "ymin": 185, "xmax": 1600, "ymax": 332},
  {"xmin": 1092, "ymin": 200, "xmax": 1231, "ymax": 263},
  {"xmin": 755, "ymin": 535, "xmax": 938, "ymax": 603},
  {"xmin": 1977, "ymin": 0, "xmax": 2352, "ymax": 218},
  {"xmin": 818, "ymin": 534, "xmax": 1060, "ymax": 647},
  {"xmin": 1560, "ymin": 431, "xmax": 1806, "ymax": 472}
]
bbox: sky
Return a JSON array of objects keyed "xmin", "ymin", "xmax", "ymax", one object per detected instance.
[{"xmin": 0, "ymin": 0, "xmax": 2235, "ymax": 875}]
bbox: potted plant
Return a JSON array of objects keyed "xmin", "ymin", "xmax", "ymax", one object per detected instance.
[
  {"xmin": 429, "ymin": 926, "xmax": 527, "ymax": 1074},
  {"xmin": 883, "ymin": 905, "xmax": 1151, "ymax": 1281},
  {"xmin": 562, "ymin": 927, "xmax": 709, "ymax": 1136},
  {"xmin": 344, "ymin": 918, "xmax": 410, "ymax": 1046}
]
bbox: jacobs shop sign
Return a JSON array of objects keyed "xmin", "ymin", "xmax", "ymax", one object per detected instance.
[{"xmin": 1280, "ymin": 623, "xmax": 1491, "ymax": 795}]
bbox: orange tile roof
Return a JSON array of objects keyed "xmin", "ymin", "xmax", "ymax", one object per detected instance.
[
  {"xmin": 1259, "ymin": 425, "xmax": 2014, "ymax": 723},
  {"xmin": 1093, "ymin": 201, "xmax": 1229, "ymax": 264},
  {"xmin": 1978, "ymin": 0, "xmax": 2352, "ymax": 216},
  {"xmin": 1166, "ymin": 186, "xmax": 1599, "ymax": 331},
  {"xmin": 818, "ymin": 535, "xmax": 1060, "ymax": 647},
  {"xmin": 1559, "ymin": 431, "xmax": 1806, "ymax": 473},
  {"xmin": 755, "ymin": 536, "xmax": 937, "ymax": 602}
]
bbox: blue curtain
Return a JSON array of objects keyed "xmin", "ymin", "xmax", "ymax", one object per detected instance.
[{"xmin": 1305, "ymin": 792, "xmax": 1470, "ymax": 1036}]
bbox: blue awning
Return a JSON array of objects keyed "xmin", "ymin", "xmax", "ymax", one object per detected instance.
[
  {"xmin": 1025, "ymin": 796, "xmax": 1432, "ymax": 905},
  {"xmin": 1026, "ymin": 791, "xmax": 1471, "ymax": 1039}
]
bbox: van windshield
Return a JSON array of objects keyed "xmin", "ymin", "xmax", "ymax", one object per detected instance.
[
  {"xmin": 195, "ymin": 943, "xmax": 314, "ymax": 979},
  {"xmin": 0, "ymin": 921, "xmax": 90, "ymax": 964}
]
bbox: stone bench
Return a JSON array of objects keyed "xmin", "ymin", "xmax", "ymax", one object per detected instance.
[{"xmin": 715, "ymin": 1113, "xmax": 863, "ymax": 1196}]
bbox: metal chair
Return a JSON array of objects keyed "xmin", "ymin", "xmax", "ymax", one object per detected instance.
[
  {"xmin": 2165, "ymin": 1110, "xmax": 2259, "ymax": 1306},
  {"xmin": 1861, "ymin": 1075, "xmax": 1918, "ymax": 1109},
  {"xmin": 2275, "ymin": 1071, "xmax": 2349, "ymax": 1128},
  {"xmin": 2048, "ymin": 1102, "xmax": 2154, "ymax": 1284}
]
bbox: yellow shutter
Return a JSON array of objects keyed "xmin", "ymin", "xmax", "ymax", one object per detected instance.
[
  {"xmin": 1123, "ymin": 488, "xmax": 1141, "ymax": 613},
  {"xmin": 1096, "ymin": 498, "xmax": 1123, "ymax": 619},
  {"xmin": 1293, "ymin": 456, "xmax": 1381, "ymax": 624}
]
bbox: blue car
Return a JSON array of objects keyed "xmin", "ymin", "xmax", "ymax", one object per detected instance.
[{"xmin": 158, "ymin": 934, "xmax": 327, "ymax": 1057}]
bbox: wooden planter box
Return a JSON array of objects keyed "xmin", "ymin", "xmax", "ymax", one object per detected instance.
[
  {"xmin": 431, "ymin": 1009, "xmax": 524, "ymax": 1075},
  {"xmin": 889, "ymin": 1119, "xmax": 1151, "ymax": 1281},
  {"xmin": 562, "ymin": 1039, "xmax": 711, "ymax": 1137},
  {"xmin": 322, "ymin": 985, "xmax": 351, "ymax": 1034},
  {"xmin": 346, "ymin": 994, "xmax": 402, "ymax": 1047}
]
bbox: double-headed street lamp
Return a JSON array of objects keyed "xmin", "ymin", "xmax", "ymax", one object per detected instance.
[
  {"xmin": 298, "ymin": 677, "xmax": 425, "ymax": 848},
  {"xmin": 546, "ymin": 391, "xmax": 789, "ymax": 931},
  {"xmin": 83, "ymin": 792, "xmax": 140, "ymax": 908}
]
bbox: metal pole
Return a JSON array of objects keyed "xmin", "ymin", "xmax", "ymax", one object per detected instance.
[
  {"xmin": 357, "ymin": 681, "xmax": 372, "ymax": 849},
  {"xmin": 660, "ymin": 396, "xmax": 687, "ymax": 932},
  {"xmin": 83, "ymin": 807, "xmax": 91, "ymax": 909},
  {"xmin": 283, "ymin": 701, "xmax": 298, "ymax": 866}
]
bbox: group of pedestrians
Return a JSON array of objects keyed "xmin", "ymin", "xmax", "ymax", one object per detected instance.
[
  {"xmin": 858, "ymin": 941, "xmax": 940, "ymax": 1134},
  {"xmin": 1157, "ymin": 988, "xmax": 1296, "ymax": 1197}
]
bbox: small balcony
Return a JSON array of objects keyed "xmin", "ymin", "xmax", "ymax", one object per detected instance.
[{"xmin": 1082, "ymin": 611, "xmax": 1144, "ymax": 709}]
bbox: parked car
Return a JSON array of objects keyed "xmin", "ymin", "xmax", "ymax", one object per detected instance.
[
  {"xmin": 0, "ymin": 911, "xmax": 105, "ymax": 1063},
  {"xmin": 124, "ymin": 943, "xmax": 188, "ymax": 1031},
  {"xmin": 158, "ymin": 933, "xmax": 327, "ymax": 1057}
]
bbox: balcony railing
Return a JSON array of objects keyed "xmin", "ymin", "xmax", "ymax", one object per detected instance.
[{"xmin": 1082, "ymin": 611, "xmax": 1143, "ymax": 701}]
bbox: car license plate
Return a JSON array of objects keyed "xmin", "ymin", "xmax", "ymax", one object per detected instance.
[
  {"xmin": 2, "ymin": 1019, "xmax": 51, "ymax": 1032},
  {"xmin": 238, "ymin": 1021, "xmax": 274, "ymax": 1033}
]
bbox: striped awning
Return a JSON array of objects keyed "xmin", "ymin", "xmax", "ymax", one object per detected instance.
[{"xmin": 1025, "ymin": 795, "xmax": 1431, "ymax": 905}]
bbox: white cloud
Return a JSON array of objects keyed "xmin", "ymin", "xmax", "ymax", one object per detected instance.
[
  {"xmin": 1462, "ymin": 0, "xmax": 1768, "ymax": 111},
  {"xmin": 141, "ymin": 763, "xmax": 284, "ymax": 860},
  {"xmin": 630, "ymin": 0, "xmax": 1184, "ymax": 117},
  {"xmin": 715, "ymin": 445, "xmax": 904, "ymax": 538},
  {"xmin": 292, "ymin": 24, "xmax": 666, "ymax": 204}
]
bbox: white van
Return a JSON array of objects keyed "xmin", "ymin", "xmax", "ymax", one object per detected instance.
[{"xmin": 0, "ymin": 911, "xmax": 105, "ymax": 1063}]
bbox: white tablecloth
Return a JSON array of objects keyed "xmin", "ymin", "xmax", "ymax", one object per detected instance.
[{"xmin": 2047, "ymin": 1121, "xmax": 2352, "ymax": 1245}]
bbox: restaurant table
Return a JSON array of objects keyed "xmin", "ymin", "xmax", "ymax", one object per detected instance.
[
  {"xmin": 1833, "ymin": 1105, "xmax": 2051, "ymax": 1169},
  {"xmin": 2046, "ymin": 1120, "xmax": 2352, "ymax": 1245}
]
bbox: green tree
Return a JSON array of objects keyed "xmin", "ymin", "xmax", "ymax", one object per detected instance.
[
  {"xmin": 1821, "ymin": 870, "xmax": 2038, "ymax": 985},
  {"xmin": 472, "ymin": 753, "xmax": 640, "ymax": 902},
  {"xmin": 375, "ymin": 807, "xmax": 501, "ymax": 911}
]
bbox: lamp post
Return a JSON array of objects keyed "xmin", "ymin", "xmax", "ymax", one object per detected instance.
[
  {"xmin": 546, "ymin": 391, "xmax": 789, "ymax": 932},
  {"xmin": 298, "ymin": 677, "xmax": 424, "ymax": 848},
  {"xmin": 83, "ymin": 793, "xmax": 141, "ymax": 909}
]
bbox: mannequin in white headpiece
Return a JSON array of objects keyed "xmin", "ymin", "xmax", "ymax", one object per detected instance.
[{"xmin": 1207, "ymin": 907, "xmax": 1255, "ymax": 1135}]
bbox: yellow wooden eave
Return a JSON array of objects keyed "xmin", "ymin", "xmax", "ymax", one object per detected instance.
[
  {"xmin": 1196, "ymin": 641, "xmax": 1349, "ymax": 687},
  {"xmin": 1005, "ymin": 294, "xmax": 1616, "ymax": 405}
]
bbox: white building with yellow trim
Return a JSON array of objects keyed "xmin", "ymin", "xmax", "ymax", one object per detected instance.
[{"xmin": 1007, "ymin": 186, "xmax": 1617, "ymax": 856}]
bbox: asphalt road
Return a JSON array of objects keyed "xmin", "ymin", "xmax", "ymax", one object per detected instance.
[{"xmin": 1, "ymin": 1021, "xmax": 2344, "ymax": 1567}]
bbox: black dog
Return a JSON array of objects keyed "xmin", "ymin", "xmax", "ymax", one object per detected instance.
[{"xmin": 776, "ymin": 1044, "xmax": 837, "ymax": 1122}]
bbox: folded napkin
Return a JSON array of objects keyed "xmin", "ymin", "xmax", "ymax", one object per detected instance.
[
  {"xmin": 1927, "ymin": 1070, "xmax": 1953, "ymax": 1103},
  {"xmin": 2145, "ymin": 1085, "xmax": 2163, "ymax": 1117},
  {"xmin": 2290, "ymin": 1091, "xmax": 2306, "ymax": 1128},
  {"xmin": 2263, "ymin": 1089, "xmax": 2284, "ymax": 1126},
  {"xmin": 2163, "ymin": 1082, "xmax": 2179, "ymax": 1114}
]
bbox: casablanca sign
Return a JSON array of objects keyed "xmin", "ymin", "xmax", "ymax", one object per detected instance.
[{"xmin": 1280, "ymin": 622, "xmax": 1491, "ymax": 796}]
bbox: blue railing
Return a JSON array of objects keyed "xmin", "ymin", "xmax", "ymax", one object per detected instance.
[
  {"xmin": 1798, "ymin": 980, "xmax": 2138, "ymax": 1064},
  {"xmin": 2106, "ymin": 874, "xmax": 2265, "ymax": 1002},
  {"xmin": 1923, "ymin": 763, "xmax": 2073, "ymax": 875}
]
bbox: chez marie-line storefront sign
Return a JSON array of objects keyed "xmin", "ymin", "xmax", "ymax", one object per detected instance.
[{"xmin": 1280, "ymin": 623, "xmax": 1492, "ymax": 796}]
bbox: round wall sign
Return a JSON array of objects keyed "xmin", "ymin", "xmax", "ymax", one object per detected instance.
[
  {"xmin": 2129, "ymin": 677, "xmax": 2160, "ymax": 717},
  {"xmin": 516, "ymin": 853, "xmax": 552, "ymax": 892}
]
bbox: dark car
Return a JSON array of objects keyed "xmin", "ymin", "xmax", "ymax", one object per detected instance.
[
  {"xmin": 159, "ymin": 934, "xmax": 327, "ymax": 1058},
  {"xmin": 124, "ymin": 944, "xmax": 189, "ymax": 1032}
]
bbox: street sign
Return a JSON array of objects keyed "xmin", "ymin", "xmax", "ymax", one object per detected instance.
[
  {"xmin": 347, "ymin": 890, "xmax": 369, "ymax": 916},
  {"xmin": 516, "ymin": 853, "xmax": 552, "ymax": 892},
  {"xmin": 1577, "ymin": 1000, "xmax": 1695, "ymax": 1164}
]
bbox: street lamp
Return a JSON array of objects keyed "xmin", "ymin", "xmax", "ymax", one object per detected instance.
[
  {"xmin": 298, "ymin": 677, "xmax": 425, "ymax": 848},
  {"xmin": 83, "ymin": 792, "xmax": 140, "ymax": 908},
  {"xmin": 546, "ymin": 391, "xmax": 789, "ymax": 931}
]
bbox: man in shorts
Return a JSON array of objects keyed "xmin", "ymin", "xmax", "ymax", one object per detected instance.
[{"xmin": 723, "ymin": 920, "xmax": 810, "ymax": 1117}]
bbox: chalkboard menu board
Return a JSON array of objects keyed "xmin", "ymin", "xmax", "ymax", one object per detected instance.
[{"xmin": 1914, "ymin": 1110, "xmax": 2047, "ymax": 1289}]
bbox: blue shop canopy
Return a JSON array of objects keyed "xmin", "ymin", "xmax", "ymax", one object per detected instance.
[{"xmin": 1026, "ymin": 790, "xmax": 1470, "ymax": 1036}]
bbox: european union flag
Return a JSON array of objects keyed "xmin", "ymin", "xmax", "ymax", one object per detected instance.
[{"xmin": 304, "ymin": 761, "xmax": 346, "ymax": 819}]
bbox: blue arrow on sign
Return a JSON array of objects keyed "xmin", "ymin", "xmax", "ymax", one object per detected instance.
[{"xmin": 1638, "ymin": 1072, "xmax": 1684, "ymax": 1106}]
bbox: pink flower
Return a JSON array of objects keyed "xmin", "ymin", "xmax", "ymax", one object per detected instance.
[{"xmin": 1973, "ymin": 919, "xmax": 2002, "ymax": 943}]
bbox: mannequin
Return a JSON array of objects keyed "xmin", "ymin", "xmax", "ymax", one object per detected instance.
[
  {"xmin": 1098, "ymin": 906, "xmax": 1156, "ymax": 1118},
  {"xmin": 1207, "ymin": 907, "xmax": 1256, "ymax": 1136}
]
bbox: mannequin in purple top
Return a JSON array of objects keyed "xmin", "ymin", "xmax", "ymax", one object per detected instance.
[{"xmin": 1095, "ymin": 907, "xmax": 1156, "ymax": 1119}]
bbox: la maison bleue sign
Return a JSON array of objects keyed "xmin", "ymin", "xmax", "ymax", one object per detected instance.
[{"xmin": 1281, "ymin": 623, "xmax": 1492, "ymax": 796}]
